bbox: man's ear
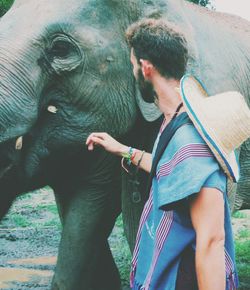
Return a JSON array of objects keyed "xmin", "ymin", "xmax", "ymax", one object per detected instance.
[{"xmin": 140, "ymin": 59, "xmax": 154, "ymax": 79}]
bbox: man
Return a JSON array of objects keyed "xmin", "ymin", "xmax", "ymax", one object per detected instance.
[{"xmin": 86, "ymin": 19, "xmax": 243, "ymax": 289}]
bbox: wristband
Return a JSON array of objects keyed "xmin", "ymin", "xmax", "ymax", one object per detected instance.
[
  {"xmin": 121, "ymin": 147, "xmax": 137, "ymax": 165},
  {"xmin": 137, "ymin": 150, "xmax": 145, "ymax": 169},
  {"xmin": 121, "ymin": 146, "xmax": 132, "ymax": 158}
]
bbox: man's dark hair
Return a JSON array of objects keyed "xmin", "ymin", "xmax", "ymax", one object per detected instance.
[{"xmin": 126, "ymin": 18, "xmax": 189, "ymax": 80}]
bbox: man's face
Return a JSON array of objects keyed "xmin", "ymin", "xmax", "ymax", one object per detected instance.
[{"xmin": 130, "ymin": 49, "xmax": 155, "ymax": 103}]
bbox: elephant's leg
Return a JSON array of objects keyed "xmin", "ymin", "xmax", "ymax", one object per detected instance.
[
  {"xmin": 0, "ymin": 191, "xmax": 17, "ymax": 219},
  {"xmin": 0, "ymin": 176, "xmax": 19, "ymax": 219},
  {"xmin": 51, "ymin": 153, "xmax": 121, "ymax": 290},
  {"xmin": 52, "ymin": 184, "xmax": 121, "ymax": 290},
  {"xmin": 54, "ymin": 187, "xmax": 70, "ymax": 226},
  {"xmin": 237, "ymin": 139, "xmax": 250, "ymax": 209},
  {"xmin": 91, "ymin": 240, "xmax": 121, "ymax": 290}
]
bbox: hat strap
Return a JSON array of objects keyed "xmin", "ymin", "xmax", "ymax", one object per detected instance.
[{"xmin": 171, "ymin": 102, "xmax": 183, "ymax": 122}]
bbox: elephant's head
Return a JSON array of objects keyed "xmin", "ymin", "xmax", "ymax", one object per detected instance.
[{"xmin": 0, "ymin": 0, "xmax": 150, "ymax": 194}]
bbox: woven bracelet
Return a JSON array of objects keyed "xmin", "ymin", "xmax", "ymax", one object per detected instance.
[
  {"xmin": 121, "ymin": 147, "xmax": 132, "ymax": 158},
  {"xmin": 121, "ymin": 147, "xmax": 138, "ymax": 166}
]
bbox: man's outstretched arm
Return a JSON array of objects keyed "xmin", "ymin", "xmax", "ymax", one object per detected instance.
[{"xmin": 86, "ymin": 132, "xmax": 152, "ymax": 173}]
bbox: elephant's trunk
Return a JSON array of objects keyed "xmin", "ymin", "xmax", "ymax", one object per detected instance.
[
  {"xmin": 0, "ymin": 44, "xmax": 41, "ymax": 143},
  {"xmin": 0, "ymin": 4, "xmax": 50, "ymax": 144}
]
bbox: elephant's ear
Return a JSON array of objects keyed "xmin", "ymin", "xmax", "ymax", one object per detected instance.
[{"xmin": 135, "ymin": 88, "xmax": 162, "ymax": 122}]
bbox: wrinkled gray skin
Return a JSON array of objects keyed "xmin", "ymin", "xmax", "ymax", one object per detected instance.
[{"xmin": 0, "ymin": 0, "xmax": 249, "ymax": 289}]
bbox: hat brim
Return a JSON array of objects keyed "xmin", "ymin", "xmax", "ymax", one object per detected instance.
[{"xmin": 180, "ymin": 74, "xmax": 240, "ymax": 182}]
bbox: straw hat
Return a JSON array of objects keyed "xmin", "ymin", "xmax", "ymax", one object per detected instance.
[{"xmin": 180, "ymin": 74, "xmax": 250, "ymax": 182}]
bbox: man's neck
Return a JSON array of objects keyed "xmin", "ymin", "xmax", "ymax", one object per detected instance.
[{"xmin": 152, "ymin": 75, "xmax": 184, "ymax": 118}]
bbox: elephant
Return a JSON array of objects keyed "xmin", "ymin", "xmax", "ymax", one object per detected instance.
[{"xmin": 0, "ymin": 0, "xmax": 249, "ymax": 289}]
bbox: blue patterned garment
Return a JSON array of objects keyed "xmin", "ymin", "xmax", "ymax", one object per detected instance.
[{"xmin": 130, "ymin": 113, "xmax": 239, "ymax": 290}]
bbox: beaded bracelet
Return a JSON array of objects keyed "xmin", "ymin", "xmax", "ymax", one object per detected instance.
[
  {"xmin": 121, "ymin": 147, "xmax": 138, "ymax": 165},
  {"xmin": 121, "ymin": 147, "xmax": 139, "ymax": 173}
]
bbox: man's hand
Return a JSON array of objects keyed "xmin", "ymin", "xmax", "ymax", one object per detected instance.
[
  {"xmin": 86, "ymin": 132, "xmax": 152, "ymax": 173},
  {"xmin": 86, "ymin": 132, "xmax": 129, "ymax": 156}
]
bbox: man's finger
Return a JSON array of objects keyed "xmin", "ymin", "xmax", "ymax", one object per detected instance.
[
  {"xmin": 91, "ymin": 132, "xmax": 108, "ymax": 140},
  {"xmin": 88, "ymin": 142, "xmax": 94, "ymax": 151},
  {"xmin": 86, "ymin": 134, "xmax": 94, "ymax": 145},
  {"xmin": 89, "ymin": 136, "xmax": 105, "ymax": 147},
  {"xmin": 86, "ymin": 132, "xmax": 109, "ymax": 144}
]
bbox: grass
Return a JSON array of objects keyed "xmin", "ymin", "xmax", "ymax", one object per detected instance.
[
  {"xmin": 110, "ymin": 215, "xmax": 131, "ymax": 285},
  {"xmin": 233, "ymin": 211, "xmax": 248, "ymax": 219},
  {"xmin": 1, "ymin": 189, "xmax": 61, "ymax": 229},
  {"xmin": 8, "ymin": 213, "xmax": 33, "ymax": 228},
  {"xmin": 37, "ymin": 204, "xmax": 58, "ymax": 215},
  {"xmin": 237, "ymin": 229, "xmax": 250, "ymax": 239},
  {"xmin": 235, "ymin": 238, "xmax": 250, "ymax": 290},
  {"xmin": 42, "ymin": 218, "xmax": 62, "ymax": 230},
  {"xmin": 17, "ymin": 192, "xmax": 34, "ymax": 201},
  {"xmin": 232, "ymin": 211, "xmax": 250, "ymax": 289}
]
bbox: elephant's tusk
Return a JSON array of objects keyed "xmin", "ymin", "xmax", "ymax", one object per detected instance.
[
  {"xmin": 47, "ymin": 105, "xmax": 58, "ymax": 114},
  {"xmin": 15, "ymin": 136, "xmax": 23, "ymax": 150}
]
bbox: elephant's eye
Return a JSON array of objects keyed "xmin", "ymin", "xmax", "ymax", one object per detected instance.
[
  {"xmin": 51, "ymin": 39, "xmax": 74, "ymax": 58},
  {"xmin": 46, "ymin": 35, "xmax": 83, "ymax": 74}
]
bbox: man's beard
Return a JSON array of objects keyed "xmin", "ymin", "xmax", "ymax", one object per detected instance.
[{"xmin": 137, "ymin": 69, "xmax": 156, "ymax": 103}]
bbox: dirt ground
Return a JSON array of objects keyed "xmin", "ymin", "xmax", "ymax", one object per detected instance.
[
  {"xmin": 0, "ymin": 188, "xmax": 249, "ymax": 290},
  {"xmin": 0, "ymin": 189, "xmax": 59, "ymax": 289},
  {"xmin": 0, "ymin": 188, "xmax": 131, "ymax": 290}
]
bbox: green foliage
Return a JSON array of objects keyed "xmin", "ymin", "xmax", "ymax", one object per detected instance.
[
  {"xmin": 235, "ymin": 239, "xmax": 250, "ymax": 290},
  {"xmin": 233, "ymin": 211, "xmax": 248, "ymax": 219},
  {"xmin": 0, "ymin": 0, "xmax": 213, "ymax": 17},
  {"xmin": 0, "ymin": 0, "xmax": 14, "ymax": 17},
  {"xmin": 187, "ymin": 0, "xmax": 211, "ymax": 7},
  {"xmin": 0, "ymin": 0, "xmax": 214, "ymax": 19}
]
